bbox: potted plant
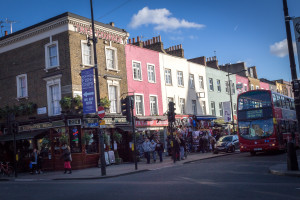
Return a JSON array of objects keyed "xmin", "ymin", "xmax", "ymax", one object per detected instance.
[
  {"xmin": 41, "ymin": 136, "xmax": 51, "ymax": 148},
  {"xmin": 99, "ymin": 97, "xmax": 111, "ymax": 110},
  {"xmin": 60, "ymin": 97, "xmax": 72, "ymax": 111},
  {"xmin": 72, "ymin": 96, "xmax": 83, "ymax": 110},
  {"xmin": 82, "ymin": 133, "xmax": 92, "ymax": 145}
]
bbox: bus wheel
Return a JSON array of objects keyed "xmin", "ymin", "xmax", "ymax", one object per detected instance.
[{"xmin": 250, "ymin": 151, "xmax": 256, "ymax": 156}]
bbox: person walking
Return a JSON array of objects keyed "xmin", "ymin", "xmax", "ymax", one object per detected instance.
[
  {"xmin": 179, "ymin": 135, "xmax": 186, "ymax": 160},
  {"xmin": 62, "ymin": 146, "xmax": 72, "ymax": 174},
  {"xmin": 150, "ymin": 139, "xmax": 157, "ymax": 162},
  {"xmin": 155, "ymin": 139, "xmax": 164, "ymax": 162},
  {"xmin": 174, "ymin": 135, "xmax": 181, "ymax": 161},
  {"xmin": 29, "ymin": 148, "xmax": 38, "ymax": 174},
  {"xmin": 142, "ymin": 138, "xmax": 151, "ymax": 164},
  {"xmin": 37, "ymin": 150, "xmax": 43, "ymax": 174}
]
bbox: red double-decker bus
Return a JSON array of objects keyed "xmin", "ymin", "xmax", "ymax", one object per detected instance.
[{"xmin": 237, "ymin": 90, "xmax": 299, "ymax": 155}]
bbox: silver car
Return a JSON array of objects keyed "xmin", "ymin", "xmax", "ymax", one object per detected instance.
[{"xmin": 214, "ymin": 135, "xmax": 239, "ymax": 153}]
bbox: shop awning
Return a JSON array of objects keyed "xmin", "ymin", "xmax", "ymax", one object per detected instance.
[
  {"xmin": 195, "ymin": 115, "xmax": 217, "ymax": 120},
  {"xmin": 117, "ymin": 126, "xmax": 134, "ymax": 132},
  {"xmin": 0, "ymin": 130, "xmax": 47, "ymax": 142}
]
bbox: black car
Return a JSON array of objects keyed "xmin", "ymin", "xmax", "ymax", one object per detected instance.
[{"xmin": 214, "ymin": 135, "xmax": 239, "ymax": 153}]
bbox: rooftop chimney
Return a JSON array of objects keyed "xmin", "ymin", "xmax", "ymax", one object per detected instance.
[
  {"xmin": 5, "ymin": 31, "xmax": 8, "ymax": 36},
  {"xmin": 109, "ymin": 22, "xmax": 115, "ymax": 27},
  {"xmin": 165, "ymin": 44, "xmax": 184, "ymax": 58}
]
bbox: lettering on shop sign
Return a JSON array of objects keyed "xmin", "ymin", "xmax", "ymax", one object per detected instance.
[
  {"xmin": 68, "ymin": 119, "xmax": 81, "ymax": 126},
  {"xmin": 83, "ymin": 118, "xmax": 99, "ymax": 128},
  {"xmin": 73, "ymin": 24, "xmax": 124, "ymax": 44},
  {"xmin": 105, "ymin": 118, "xmax": 127, "ymax": 125},
  {"xmin": 135, "ymin": 120, "xmax": 168, "ymax": 127},
  {"xmin": 19, "ymin": 122, "xmax": 52, "ymax": 132}
]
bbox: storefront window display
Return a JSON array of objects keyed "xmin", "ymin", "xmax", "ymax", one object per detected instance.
[
  {"xmin": 83, "ymin": 129, "xmax": 99, "ymax": 154},
  {"xmin": 52, "ymin": 127, "xmax": 67, "ymax": 155}
]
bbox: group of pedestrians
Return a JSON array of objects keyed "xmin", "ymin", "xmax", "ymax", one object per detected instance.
[{"xmin": 142, "ymin": 137, "xmax": 164, "ymax": 164}]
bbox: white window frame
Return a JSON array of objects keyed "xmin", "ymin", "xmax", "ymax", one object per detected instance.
[
  {"xmin": 135, "ymin": 94, "xmax": 145, "ymax": 116},
  {"xmin": 45, "ymin": 40, "xmax": 59, "ymax": 70},
  {"xmin": 219, "ymin": 102, "xmax": 223, "ymax": 117},
  {"xmin": 201, "ymin": 101, "xmax": 206, "ymax": 115},
  {"xmin": 44, "ymin": 75, "xmax": 62, "ymax": 116},
  {"xmin": 105, "ymin": 46, "xmax": 118, "ymax": 71},
  {"xmin": 81, "ymin": 40, "xmax": 94, "ymax": 67},
  {"xmin": 199, "ymin": 76, "xmax": 204, "ymax": 89},
  {"xmin": 16, "ymin": 74, "xmax": 28, "ymax": 99},
  {"xmin": 179, "ymin": 98, "xmax": 185, "ymax": 114},
  {"xmin": 192, "ymin": 100, "xmax": 197, "ymax": 115},
  {"xmin": 211, "ymin": 101, "xmax": 216, "ymax": 116},
  {"xmin": 209, "ymin": 78, "xmax": 214, "ymax": 91},
  {"xmin": 189, "ymin": 74, "xmax": 195, "ymax": 89},
  {"xmin": 107, "ymin": 78, "xmax": 120, "ymax": 114},
  {"xmin": 251, "ymin": 84, "xmax": 254, "ymax": 90},
  {"xmin": 165, "ymin": 68, "xmax": 172, "ymax": 85},
  {"xmin": 217, "ymin": 79, "xmax": 221, "ymax": 92},
  {"xmin": 108, "ymin": 85, "xmax": 118, "ymax": 114},
  {"xmin": 177, "ymin": 71, "xmax": 184, "ymax": 87},
  {"xmin": 149, "ymin": 95, "xmax": 159, "ymax": 116},
  {"xmin": 225, "ymin": 81, "xmax": 229, "ymax": 93},
  {"xmin": 256, "ymin": 85, "xmax": 259, "ymax": 90},
  {"xmin": 244, "ymin": 84, "xmax": 248, "ymax": 92},
  {"xmin": 132, "ymin": 60, "xmax": 142, "ymax": 81},
  {"xmin": 147, "ymin": 63, "xmax": 156, "ymax": 83}
]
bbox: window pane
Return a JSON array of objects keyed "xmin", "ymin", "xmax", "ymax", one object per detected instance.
[{"xmin": 109, "ymin": 85, "xmax": 117, "ymax": 113}]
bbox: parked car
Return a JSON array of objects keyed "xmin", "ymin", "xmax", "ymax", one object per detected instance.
[{"xmin": 214, "ymin": 135, "xmax": 239, "ymax": 153}]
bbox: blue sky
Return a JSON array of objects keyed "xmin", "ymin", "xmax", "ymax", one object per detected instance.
[{"xmin": 1, "ymin": 0, "xmax": 300, "ymax": 82}]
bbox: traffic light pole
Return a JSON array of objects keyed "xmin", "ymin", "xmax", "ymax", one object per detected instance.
[
  {"xmin": 168, "ymin": 102, "xmax": 176, "ymax": 163},
  {"xmin": 129, "ymin": 96, "xmax": 138, "ymax": 170},
  {"xmin": 282, "ymin": 0, "xmax": 299, "ymax": 171},
  {"xmin": 90, "ymin": 0, "xmax": 106, "ymax": 176}
]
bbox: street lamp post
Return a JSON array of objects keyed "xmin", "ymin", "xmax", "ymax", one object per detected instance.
[
  {"xmin": 226, "ymin": 65, "xmax": 247, "ymax": 134},
  {"xmin": 89, "ymin": 0, "xmax": 106, "ymax": 176}
]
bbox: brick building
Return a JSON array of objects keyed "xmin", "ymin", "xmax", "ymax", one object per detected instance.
[{"xmin": 0, "ymin": 12, "xmax": 129, "ymax": 170}]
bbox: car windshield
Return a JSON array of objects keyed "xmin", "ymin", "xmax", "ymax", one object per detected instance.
[
  {"xmin": 238, "ymin": 118, "xmax": 274, "ymax": 140},
  {"xmin": 220, "ymin": 136, "xmax": 233, "ymax": 142}
]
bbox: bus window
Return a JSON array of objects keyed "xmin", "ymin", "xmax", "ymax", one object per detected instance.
[
  {"xmin": 281, "ymin": 96, "xmax": 285, "ymax": 108},
  {"xmin": 272, "ymin": 94, "xmax": 277, "ymax": 107},
  {"xmin": 277, "ymin": 95, "xmax": 282, "ymax": 107},
  {"xmin": 291, "ymin": 101, "xmax": 295, "ymax": 110},
  {"xmin": 238, "ymin": 98, "xmax": 244, "ymax": 110}
]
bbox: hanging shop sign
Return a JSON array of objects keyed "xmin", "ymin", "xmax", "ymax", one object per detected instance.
[
  {"xmin": 105, "ymin": 117, "xmax": 127, "ymax": 125},
  {"xmin": 68, "ymin": 119, "xmax": 81, "ymax": 126},
  {"xmin": 19, "ymin": 122, "xmax": 52, "ymax": 132},
  {"xmin": 83, "ymin": 118, "xmax": 99, "ymax": 128},
  {"xmin": 81, "ymin": 68, "xmax": 96, "ymax": 114}
]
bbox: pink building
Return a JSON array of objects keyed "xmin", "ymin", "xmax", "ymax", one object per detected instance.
[
  {"xmin": 125, "ymin": 43, "xmax": 167, "ymax": 134},
  {"xmin": 259, "ymin": 81, "xmax": 270, "ymax": 90},
  {"xmin": 236, "ymin": 75, "xmax": 249, "ymax": 95}
]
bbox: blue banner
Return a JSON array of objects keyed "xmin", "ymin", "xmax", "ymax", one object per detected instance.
[{"xmin": 81, "ymin": 68, "xmax": 96, "ymax": 114}]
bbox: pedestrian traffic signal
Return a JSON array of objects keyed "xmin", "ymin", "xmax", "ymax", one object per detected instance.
[
  {"xmin": 168, "ymin": 102, "xmax": 176, "ymax": 123},
  {"xmin": 121, "ymin": 97, "xmax": 132, "ymax": 122}
]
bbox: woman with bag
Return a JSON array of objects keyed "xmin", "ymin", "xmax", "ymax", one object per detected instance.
[{"xmin": 62, "ymin": 146, "xmax": 72, "ymax": 174}]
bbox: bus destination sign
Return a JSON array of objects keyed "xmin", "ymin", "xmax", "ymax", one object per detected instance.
[{"xmin": 246, "ymin": 109, "xmax": 263, "ymax": 119}]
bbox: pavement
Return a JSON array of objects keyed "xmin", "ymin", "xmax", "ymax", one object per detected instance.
[{"xmin": 1, "ymin": 151, "xmax": 300, "ymax": 181}]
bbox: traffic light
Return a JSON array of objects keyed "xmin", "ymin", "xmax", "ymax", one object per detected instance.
[
  {"xmin": 121, "ymin": 97, "xmax": 132, "ymax": 122},
  {"xmin": 168, "ymin": 102, "xmax": 176, "ymax": 123},
  {"xmin": 10, "ymin": 121, "xmax": 18, "ymax": 135}
]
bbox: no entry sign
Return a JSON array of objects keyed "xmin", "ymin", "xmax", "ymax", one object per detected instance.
[{"xmin": 98, "ymin": 106, "xmax": 105, "ymax": 118}]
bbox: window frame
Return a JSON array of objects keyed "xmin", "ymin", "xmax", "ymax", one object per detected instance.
[
  {"xmin": 105, "ymin": 46, "xmax": 118, "ymax": 71},
  {"xmin": 165, "ymin": 68, "xmax": 172, "ymax": 85},
  {"xmin": 81, "ymin": 40, "xmax": 94, "ymax": 67},
  {"xmin": 189, "ymin": 74, "xmax": 195, "ymax": 89},
  {"xmin": 219, "ymin": 102, "xmax": 223, "ymax": 117},
  {"xmin": 45, "ymin": 41, "xmax": 59, "ymax": 70},
  {"xmin": 192, "ymin": 100, "xmax": 197, "ymax": 115},
  {"xmin": 132, "ymin": 60, "xmax": 142, "ymax": 81},
  {"xmin": 211, "ymin": 101, "xmax": 216, "ymax": 116},
  {"xmin": 209, "ymin": 78, "xmax": 214, "ymax": 91},
  {"xmin": 199, "ymin": 76, "xmax": 204, "ymax": 89},
  {"xmin": 16, "ymin": 74, "xmax": 28, "ymax": 99},
  {"xmin": 107, "ymin": 78, "xmax": 120, "ymax": 114},
  {"xmin": 149, "ymin": 95, "xmax": 159, "ymax": 116},
  {"xmin": 147, "ymin": 63, "xmax": 156, "ymax": 83},
  {"xmin": 179, "ymin": 98, "xmax": 185, "ymax": 114},
  {"xmin": 135, "ymin": 94, "xmax": 145, "ymax": 116},
  {"xmin": 44, "ymin": 75, "xmax": 62, "ymax": 116},
  {"xmin": 177, "ymin": 71, "xmax": 184, "ymax": 87},
  {"xmin": 217, "ymin": 79, "xmax": 221, "ymax": 92}
]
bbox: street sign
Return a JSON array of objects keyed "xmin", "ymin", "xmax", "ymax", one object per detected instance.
[
  {"xmin": 81, "ymin": 68, "xmax": 96, "ymax": 114},
  {"xmin": 223, "ymin": 101, "xmax": 232, "ymax": 123},
  {"xmin": 98, "ymin": 106, "xmax": 105, "ymax": 118}
]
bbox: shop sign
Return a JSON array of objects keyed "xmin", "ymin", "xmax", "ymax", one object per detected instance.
[
  {"xmin": 52, "ymin": 120, "xmax": 65, "ymax": 128},
  {"xmin": 37, "ymin": 107, "xmax": 47, "ymax": 115},
  {"xmin": 68, "ymin": 119, "xmax": 81, "ymax": 126},
  {"xmin": 105, "ymin": 117, "xmax": 128, "ymax": 125},
  {"xmin": 81, "ymin": 68, "xmax": 96, "ymax": 114},
  {"xmin": 19, "ymin": 122, "xmax": 52, "ymax": 132},
  {"xmin": 136, "ymin": 127, "xmax": 165, "ymax": 131},
  {"xmin": 74, "ymin": 24, "xmax": 124, "ymax": 44},
  {"xmin": 223, "ymin": 101, "xmax": 231, "ymax": 122},
  {"xmin": 83, "ymin": 118, "xmax": 99, "ymax": 128},
  {"xmin": 135, "ymin": 120, "xmax": 168, "ymax": 127}
]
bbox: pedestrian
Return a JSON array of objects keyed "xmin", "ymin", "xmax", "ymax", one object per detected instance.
[
  {"xmin": 29, "ymin": 148, "xmax": 38, "ymax": 174},
  {"xmin": 155, "ymin": 139, "xmax": 164, "ymax": 162},
  {"xmin": 142, "ymin": 138, "xmax": 151, "ymax": 164},
  {"xmin": 37, "ymin": 150, "xmax": 43, "ymax": 174},
  {"xmin": 62, "ymin": 146, "xmax": 72, "ymax": 174},
  {"xmin": 150, "ymin": 139, "xmax": 157, "ymax": 162},
  {"xmin": 179, "ymin": 135, "xmax": 185, "ymax": 160},
  {"xmin": 174, "ymin": 135, "xmax": 181, "ymax": 161}
]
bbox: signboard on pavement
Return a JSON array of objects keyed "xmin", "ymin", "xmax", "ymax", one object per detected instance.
[
  {"xmin": 223, "ymin": 101, "xmax": 232, "ymax": 123},
  {"xmin": 81, "ymin": 68, "xmax": 96, "ymax": 114}
]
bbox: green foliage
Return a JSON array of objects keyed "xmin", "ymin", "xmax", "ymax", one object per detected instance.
[
  {"xmin": 113, "ymin": 131, "xmax": 122, "ymax": 144},
  {"xmin": 72, "ymin": 95, "xmax": 83, "ymax": 109},
  {"xmin": 59, "ymin": 97, "xmax": 72, "ymax": 110},
  {"xmin": 0, "ymin": 102, "xmax": 37, "ymax": 119},
  {"xmin": 99, "ymin": 97, "xmax": 111, "ymax": 108},
  {"xmin": 41, "ymin": 136, "xmax": 51, "ymax": 148},
  {"xmin": 82, "ymin": 133, "xmax": 92, "ymax": 145},
  {"xmin": 59, "ymin": 134, "xmax": 69, "ymax": 145},
  {"xmin": 103, "ymin": 133, "xmax": 109, "ymax": 145}
]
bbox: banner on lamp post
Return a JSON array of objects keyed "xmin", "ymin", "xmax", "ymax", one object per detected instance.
[
  {"xmin": 293, "ymin": 17, "xmax": 300, "ymax": 69},
  {"xmin": 223, "ymin": 101, "xmax": 232, "ymax": 123},
  {"xmin": 81, "ymin": 68, "xmax": 96, "ymax": 114}
]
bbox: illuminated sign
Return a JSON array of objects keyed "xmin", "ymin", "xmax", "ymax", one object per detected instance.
[{"xmin": 246, "ymin": 109, "xmax": 263, "ymax": 119}]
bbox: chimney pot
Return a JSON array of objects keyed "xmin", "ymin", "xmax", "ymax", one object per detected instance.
[
  {"xmin": 159, "ymin": 35, "xmax": 161, "ymax": 42},
  {"xmin": 109, "ymin": 22, "xmax": 115, "ymax": 27},
  {"xmin": 137, "ymin": 36, "xmax": 140, "ymax": 42},
  {"xmin": 129, "ymin": 38, "xmax": 132, "ymax": 43},
  {"xmin": 133, "ymin": 38, "xmax": 136, "ymax": 43},
  {"xmin": 5, "ymin": 31, "xmax": 8, "ymax": 36}
]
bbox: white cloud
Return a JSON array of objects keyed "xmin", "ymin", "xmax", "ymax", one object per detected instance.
[
  {"xmin": 129, "ymin": 7, "xmax": 205, "ymax": 31},
  {"xmin": 270, "ymin": 39, "xmax": 297, "ymax": 58}
]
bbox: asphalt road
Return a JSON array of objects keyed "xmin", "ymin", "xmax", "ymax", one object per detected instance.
[{"xmin": 1, "ymin": 152, "xmax": 299, "ymax": 200}]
